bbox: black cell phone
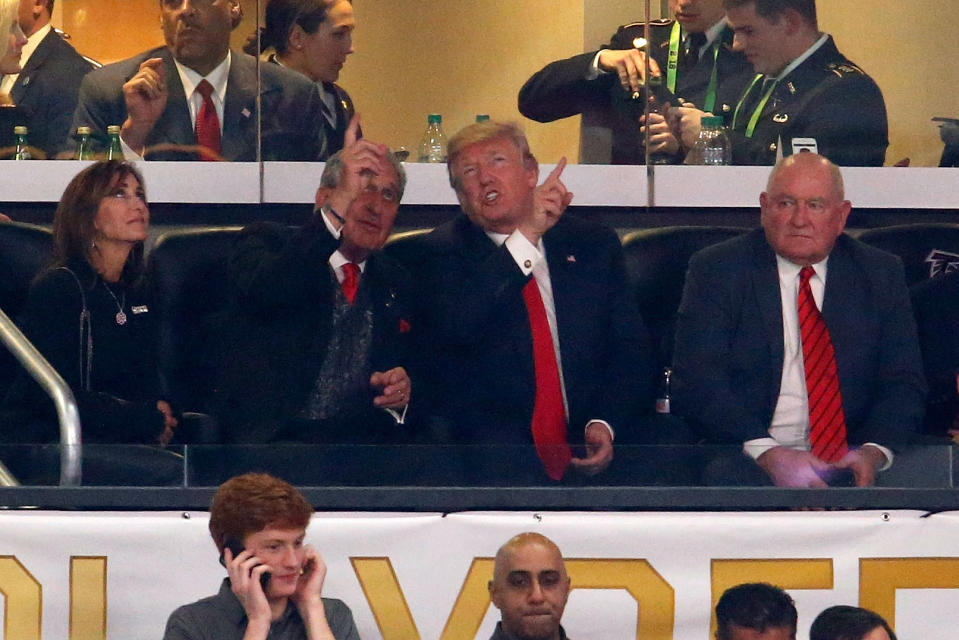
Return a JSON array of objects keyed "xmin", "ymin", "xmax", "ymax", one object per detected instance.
[
  {"xmin": 220, "ymin": 538, "xmax": 271, "ymax": 590},
  {"xmin": 817, "ymin": 467, "xmax": 857, "ymax": 488}
]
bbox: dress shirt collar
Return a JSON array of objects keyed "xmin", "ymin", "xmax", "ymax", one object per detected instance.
[
  {"xmin": 329, "ymin": 249, "xmax": 367, "ymax": 283},
  {"xmin": 485, "ymin": 229, "xmax": 546, "ymax": 253},
  {"xmin": 702, "ymin": 17, "xmax": 727, "ymax": 50},
  {"xmin": 769, "ymin": 32, "xmax": 829, "ymax": 83},
  {"xmin": 173, "ymin": 50, "xmax": 231, "ymax": 106},
  {"xmin": 775, "ymin": 253, "xmax": 829, "ymax": 287}
]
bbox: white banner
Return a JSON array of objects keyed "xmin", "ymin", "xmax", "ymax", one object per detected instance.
[{"xmin": 3, "ymin": 510, "xmax": 959, "ymax": 639}]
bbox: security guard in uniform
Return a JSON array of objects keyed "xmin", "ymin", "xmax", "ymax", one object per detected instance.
[
  {"xmin": 518, "ymin": 0, "xmax": 751, "ymax": 164},
  {"xmin": 672, "ymin": 0, "xmax": 888, "ymax": 166}
]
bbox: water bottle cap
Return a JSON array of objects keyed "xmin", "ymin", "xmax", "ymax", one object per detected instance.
[
  {"xmin": 107, "ymin": 125, "xmax": 121, "ymax": 135},
  {"xmin": 701, "ymin": 115, "xmax": 723, "ymax": 128},
  {"xmin": 14, "ymin": 126, "xmax": 27, "ymax": 135},
  {"xmin": 77, "ymin": 126, "xmax": 92, "ymax": 135},
  {"xmin": 475, "ymin": 114, "xmax": 490, "ymax": 122},
  {"xmin": 428, "ymin": 114, "xmax": 442, "ymax": 123}
]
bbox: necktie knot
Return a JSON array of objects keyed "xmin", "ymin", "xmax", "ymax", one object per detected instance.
[
  {"xmin": 799, "ymin": 266, "xmax": 815, "ymax": 287},
  {"xmin": 196, "ymin": 79, "xmax": 214, "ymax": 99},
  {"xmin": 341, "ymin": 262, "xmax": 360, "ymax": 304}
]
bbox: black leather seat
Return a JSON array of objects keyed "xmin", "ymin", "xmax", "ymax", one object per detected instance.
[
  {"xmin": 856, "ymin": 223, "xmax": 959, "ymax": 286},
  {"xmin": 147, "ymin": 227, "xmax": 242, "ymax": 417},
  {"xmin": 621, "ymin": 225, "xmax": 748, "ymax": 373},
  {"xmin": 0, "ymin": 222, "xmax": 54, "ymax": 397}
]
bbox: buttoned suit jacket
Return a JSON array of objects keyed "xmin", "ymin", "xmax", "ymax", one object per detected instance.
[
  {"xmin": 415, "ymin": 214, "xmax": 653, "ymax": 445},
  {"xmin": 518, "ymin": 20, "xmax": 751, "ymax": 165},
  {"xmin": 70, "ymin": 46, "xmax": 324, "ymax": 161},
  {"xmin": 728, "ymin": 36, "xmax": 888, "ymax": 166},
  {"xmin": 9, "ymin": 29, "xmax": 95, "ymax": 158},
  {"xmin": 214, "ymin": 216, "xmax": 414, "ymax": 444},
  {"xmin": 671, "ymin": 229, "xmax": 926, "ymax": 447}
]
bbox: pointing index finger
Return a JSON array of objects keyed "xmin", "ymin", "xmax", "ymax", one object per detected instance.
[
  {"xmin": 344, "ymin": 113, "xmax": 361, "ymax": 148},
  {"xmin": 545, "ymin": 156, "xmax": 567, "ymax": 185}
]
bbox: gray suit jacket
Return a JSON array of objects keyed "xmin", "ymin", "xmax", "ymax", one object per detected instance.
[
  {"xmin": 70, "ymin": 46, "xmax": 324, "ymax": 161},
  {"xmin": 672, "ymin": 229, "xmax": 926, "ymax": 447}
]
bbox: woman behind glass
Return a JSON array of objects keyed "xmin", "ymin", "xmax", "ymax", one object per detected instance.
[
  {"xmin": 253, "ymin": 0, "xmax": 358, "ymax": 158},
  {"xmin": 2, "ymin": 161, "xmax": 177, "ymax": 445}
]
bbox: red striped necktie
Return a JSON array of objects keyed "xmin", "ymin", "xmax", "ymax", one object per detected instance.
[
  {"xmin": 194, "ymin": 79, "xmax": 221, "ymax": 161},
  {"xmin": 522, "ymin": 278, "xmax": 572, "ymax": 481},
  {"xmin": 798, "ymin": 266, "xmax": 849, "ymax": 462}
]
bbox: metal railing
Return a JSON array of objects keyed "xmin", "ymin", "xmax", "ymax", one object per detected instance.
[{"xmin": 0, "ymin": 308, "xmax": 81, "ymax": 486}]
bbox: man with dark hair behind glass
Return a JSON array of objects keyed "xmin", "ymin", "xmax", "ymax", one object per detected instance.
[
  {"xmin": 519, "ymin": 0, "xmax": 751, "ymax": 164},
  {"xmin": 671, "ymin": 0, "xmax": 888, "ymax": 166},
  {"xmin": 71, "ymin": 0, "xmax": 324, "ymax": 161},
  {"xmin": 715, "ymin": 582, "xmax": 797, "ymax": 640},
  {"xmin": 809, "ymin": 605, "xmax": 896, "ymax": 640},
  {"xmin": 0, "ymin": 0, "xmax": 95, "ymax": 158}
]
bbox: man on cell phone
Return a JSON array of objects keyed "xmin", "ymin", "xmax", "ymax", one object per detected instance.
[{"xmin": 163, "ymin": 473, "xmax": 360, "ymax": 640}]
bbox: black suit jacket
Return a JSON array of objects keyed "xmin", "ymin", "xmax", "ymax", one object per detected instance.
[
  {"xmin": 70, "ymin": 47, "xmax": 324, "ymax": 161},
  {"xmin": 911, "ymin": 270, "xmax": 959, "ymax": 434},
  {"xmin": 415, "ymin": 215, "xmax": 653, "ymax": 445},
  {"xmin": 728, "ymin": 36, "xmax": 888, "ymax": 166},
  {"xmin": 214, "ymin": 216, "xmax": 414, "ymax": 444},
  {"xmin": 672, "ymin": 230, "xmax": 926, "ymax": 447},
  {"xmin": 9, "ymin": 29, "xmax": 95, "ymax": 158},
  {"xmin": 518, "ymin": 19, "xmax": 751, "ymax": 164}
]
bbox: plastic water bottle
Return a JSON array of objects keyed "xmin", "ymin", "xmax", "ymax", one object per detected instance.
[
  {"xmin": 106, "ymin": 125, "xmax": 124, "ymax": 160},
  {"xmin": 13, "ymin": 126, "xmax": 31, "ymax": 160},
  {"xmin": 75, "ymin": 126, "xmax": 94, "ymax": 161},
  {"xmin": 417, "ymin": 114, "xmax": 447, "ymax": 163},
  {"xmin": 685, "ymin": 115, "xmax": 731, "ymax": 165},
  {"xmin": 644, "ymin": 76, "xmax": 671, "ymax": 165}
]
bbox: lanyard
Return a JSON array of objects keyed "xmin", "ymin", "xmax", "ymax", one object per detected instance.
[
  {"xmin": 665, "ymin": 21, "xmax": 681, "ymax": 94},
  {"xmin": 666, "ymin": 22, "xmax": 721, "ymax": 112},
  {"xmin": 732, "ymin": 74, "xmax": 779, "ymax": 138}
]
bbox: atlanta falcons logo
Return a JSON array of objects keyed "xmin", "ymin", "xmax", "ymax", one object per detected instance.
[{"xmin": 925, "ymin": 249, "xmax": 959, "ymax": 278}]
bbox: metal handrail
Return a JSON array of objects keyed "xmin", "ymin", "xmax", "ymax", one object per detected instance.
[{"xmin": 0, "ymin": 308, "xmax": 82, "ymax": 486}]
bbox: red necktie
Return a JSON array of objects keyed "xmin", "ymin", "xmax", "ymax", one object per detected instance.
[
  {"xmin": 194, "ymin": 79, "xmax": 221, "ymax": 160},
  {"xmin": 798, "ymin": 266, "xmax": 849, "ymax": 462},
  {"xmin": 522, "ymin": 277, "xmax": 572, "ymax": 481},
  {"xmin": 341, "ymin": 262, "xmax": 360, "ymax": 304}
]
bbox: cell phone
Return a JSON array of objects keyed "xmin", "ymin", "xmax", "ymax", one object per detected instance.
[
  {"xmin": 220, "ymin": 538, "xmax": 271, "ymax": 590},
  {"xmin": 816, "ymin": 467, "xmax": 856, "ymax": 488}
]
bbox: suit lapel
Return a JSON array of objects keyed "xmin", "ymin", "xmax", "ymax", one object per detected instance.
[
  {"xmin": 221, "ymin": 52, "xmax": 257, "ymax": 161},
  {"xmin": 10, "ymin": 30, "xmax": 56, "ymax": 104},
  {"xmin": 750, "ymin": 234, "xmax": 786, "ymax": 390}
]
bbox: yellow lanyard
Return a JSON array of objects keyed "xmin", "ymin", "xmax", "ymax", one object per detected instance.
[
  {"xmin": 732, "ymin": 74, "xmax": 779, "ymax": 138},
  {"xmin": 667, "ymin": 22, "xmax": 721, "ymax": 112}
]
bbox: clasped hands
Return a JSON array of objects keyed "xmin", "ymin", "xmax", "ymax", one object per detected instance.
[{"xmin": 756, "ymin": 445, "xmax": 887, "ymax": 488}]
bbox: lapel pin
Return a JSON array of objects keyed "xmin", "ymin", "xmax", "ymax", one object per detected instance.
[
  {"xmin": 241, "ymin": 108, "xmax": 251, "ymax": 119},
  {"xmin": 566, "ymin": 255, "xmax": 576, "ymax": 263}
]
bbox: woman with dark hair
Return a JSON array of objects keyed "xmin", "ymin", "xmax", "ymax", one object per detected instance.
[
  {"xmin": 2, "ymin": 160, "xmax": 177, "ymax": 446},
  {"xmin": 810, "ymin": 605, "xmax": 896, "ymax": 640},
  {"xmin": 252, "ymin": 0, "xmax": 358, "ymax": 158}
]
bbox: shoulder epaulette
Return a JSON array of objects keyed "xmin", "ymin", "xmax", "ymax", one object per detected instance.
[{"xmin": 826, "ymin": 61, "xmax": 864, "ymax": 77}]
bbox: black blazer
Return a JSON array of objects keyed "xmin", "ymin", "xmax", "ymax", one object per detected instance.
[
  {"xmin": 518, "ymin": 19, "xmax": 752, "ymax": 164},
  {"xmin": 214, "ymin": 217, "xmax": 415, "ymax": 444},
  {"xmin": 9, "ymin": 29, "xmax": 95, "ymax": 158},
  {"xmin": 70, "ymin": 47, "xmax": 324, "ymax": 161},
  {"xmin": 672, "ymin": 229, "xmax": 926, "ymax": 446},
  {"xmin": 415, "ymin": 215, "xmax": 653, "ymax": 445}
]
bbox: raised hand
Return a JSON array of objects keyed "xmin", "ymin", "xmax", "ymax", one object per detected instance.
[{"xmin": 120, "ymin": 58, "xmax": 168, "ymax": 153}]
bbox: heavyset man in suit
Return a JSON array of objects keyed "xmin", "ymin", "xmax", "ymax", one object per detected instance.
[
  {"xmin": 518, "ymin": 0, "xmax": 751, "ymax": 164},
  {"xmin": 414, "ymin": 121, "xmax": 653, "ymax": 482},
  {"xmin": 672, "ymin": 153, "xmax": 926, "ymax": 487},
  {"xmin": 0, "ymin": 0, "xmax": 95, "ymax": 158},
  {"xmin": 71, "ymin": 0, "xmax": 324, "ymax": 161}
]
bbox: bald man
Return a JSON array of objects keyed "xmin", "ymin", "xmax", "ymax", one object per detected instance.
[
  {"xmin": 488, "ymin": 533, "xmax": 572, "ymax": 640},
  {"xmin": 672, "ymin": 153, "xmax": 925, "ymax": 487}
]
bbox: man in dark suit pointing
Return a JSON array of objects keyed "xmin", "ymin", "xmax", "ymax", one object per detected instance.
[
  {"xmin": 415, "ymin": 121, "xmax": 653, "ymax": 482},
  {"xmin": 672, "ymin": 153, "xmax": 925, "ymax": 487}
]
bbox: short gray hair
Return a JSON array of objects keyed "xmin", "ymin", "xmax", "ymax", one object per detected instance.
[{"xmin": 320, "ymin": 148, "xmax": 407, "ymax": 200}]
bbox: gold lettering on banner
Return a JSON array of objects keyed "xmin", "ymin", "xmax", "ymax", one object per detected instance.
[
  {"xmin": 860, "ymin": 558, "xmax": 959, "ymax": 629},
  {"xmin": 710, "ymin": 559, "xmax": 833, "ymax": 638},
  {"xmin": 351, "ymin": 557, "xmax": 421, "ymax": 639},
  {"xmin": 0, "ymin": 556, "xmax": 42, "ymax": 640},
  {"xmin": 70, "ymin": 557, "xmax": 107, "ymax": 640},
  {"xmin": 354, "ymin": 556, "xmax": 673, "ymax": 640}
]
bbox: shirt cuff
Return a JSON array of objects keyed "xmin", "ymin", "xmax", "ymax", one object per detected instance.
[
  {"xmin": 504, "ymin": 230, "xmax": 541, "ymax": 275},
  {"xmin": 319, "ymin": 205, "xmax": 342, "ymax": 239},
  {"xmin": 743, "ymin": 437, "xmax": 781, "ymax": 461},
  {"xmin": 588, "ymin": 50, "xmax": 608, "ymax": 80},
  {"xmin": 862, "ymin": 442, "xmax": 894, "ymax": 472},
  {"xmin": 585, "ymin": 419, "xmax": 615, "ymax": 442},
  {"xmin": 385, "ymin": 403, "xmax": 408, "ymax": 425},
  {"xmin": 120, "ymin": 136, "xmax": 143, "ymax": 161}
]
